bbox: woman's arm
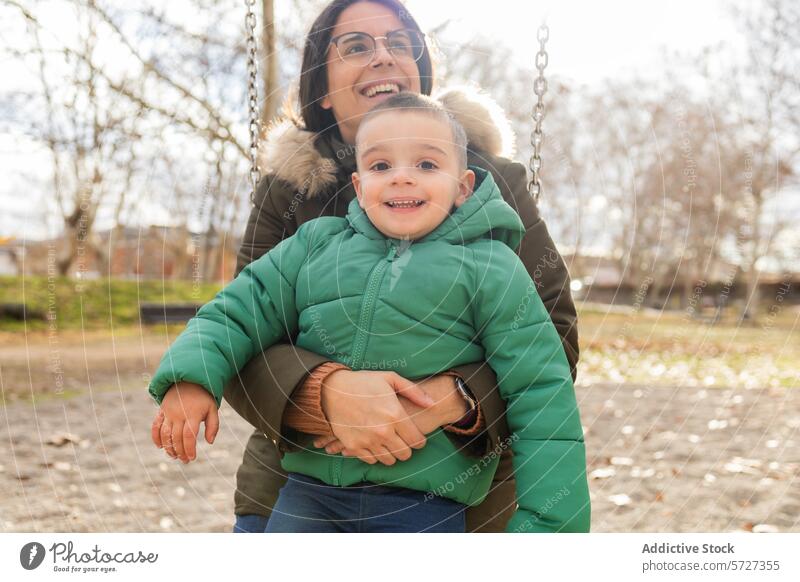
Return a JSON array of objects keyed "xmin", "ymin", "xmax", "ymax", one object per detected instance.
[{"xmin": 285, "ymin": 365, "xmax": 484, "ymax": 438}]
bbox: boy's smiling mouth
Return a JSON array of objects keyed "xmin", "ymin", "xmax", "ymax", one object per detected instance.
[{"xmin": 385, "ymin": 197, "xmax": 425, "ymax": 210}]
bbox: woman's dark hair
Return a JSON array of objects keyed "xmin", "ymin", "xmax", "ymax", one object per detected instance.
[{"xmin": 296, "ymin": 0, "xmax": 435, "ymax": 136}]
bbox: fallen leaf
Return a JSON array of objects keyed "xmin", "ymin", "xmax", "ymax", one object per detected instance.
[
  {"xmin": 631, "ymin": 467, "xmax": 656, "ymax": 478},
  {"xmin": 724, "ymin": 462, "xmax": 759, "ymax": 475},
  {"xmin": 608, "ymin": 494, "xmax": 632, "ymax": 506},
  {"xmin": 590, "ymin": 467, "xmax": 616, "ymax": 480},
  {"xmin": 46, "ymin": 432, "xmax": 81, "ymax": 447},
  {"xmin": 611, "ymin": 456, "xmax": 634, "ymax": 466}
]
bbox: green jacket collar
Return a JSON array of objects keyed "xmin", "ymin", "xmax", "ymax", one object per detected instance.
[{"xmin": 346, "ymin": 167, "xmax": 525, "ymax": 251}]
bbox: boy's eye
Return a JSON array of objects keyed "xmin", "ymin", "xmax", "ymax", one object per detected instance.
[
  {"xmin": 370, "ymin": 162, "xmax": 390, "ymax": 172},
  {"xmin": 419, "ymin": 161, "xmax": 438, "ymax": 171}
]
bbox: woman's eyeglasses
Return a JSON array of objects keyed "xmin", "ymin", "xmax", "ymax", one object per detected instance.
[{"xmin": 330, "ymin": 29, "xmax": 426, "ymax": 66}]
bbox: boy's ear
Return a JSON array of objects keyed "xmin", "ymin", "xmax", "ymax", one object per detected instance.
[
  {"xmin": 454, "ymin": 168, "xmax": 476, "ymax": 207},
  {"xmin": 351, "ymin": 172, "xmax": 364, "ymax": 207}
]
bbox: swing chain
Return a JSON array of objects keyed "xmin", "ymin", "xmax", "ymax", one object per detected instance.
[
  {"xmin": 245, "ymin": 0, "xmax": 261, "ymax": 200},
  {"xmin": 528, "ymin": 22, "xmax": 549, "ymax": 202}
]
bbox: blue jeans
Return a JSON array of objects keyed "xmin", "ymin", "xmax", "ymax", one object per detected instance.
[
  {"xmin": 233, "ymin": 513, "xmax": 270, "ymax": 533},
  {"xmin": 263, "ymin": 473, "xmax": 466, "ymax": 533}
]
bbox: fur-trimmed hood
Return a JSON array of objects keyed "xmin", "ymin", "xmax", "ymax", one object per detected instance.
[{"xmin": 257, "ymin": 87, "xmax": 516, "ymax": 199}]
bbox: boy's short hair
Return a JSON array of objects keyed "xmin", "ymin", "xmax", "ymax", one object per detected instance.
[{"xmin": 357, "ymin": 93, "xmax": 469, "ymax": 169}]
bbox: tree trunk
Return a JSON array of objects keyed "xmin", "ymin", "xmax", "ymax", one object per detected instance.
[
  {"xmin": 261, "ymin": 0, "xmax": 278, "ymax": 122},
  {"xmin": 741, "ymin": 262, "xmax": 760, "ymax": 323},
  {"xmin": 56, "ymin": 230, "xmax": 78, "ymax": 276},
  {"xmin": 645, "ymin": 272, "xmax": 664, "ymax": 309},
  {"xmin": 56, "ymin": 199, "xmax": 94, "ymax": 276},
  {"xmin": 740, "ymin": 193, "xmax": 764, "ymax": 323}
]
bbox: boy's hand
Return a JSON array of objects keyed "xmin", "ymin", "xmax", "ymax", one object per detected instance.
[{"xmin": 151, "ymin": 382, "xmax": 219, "ymax": 463}]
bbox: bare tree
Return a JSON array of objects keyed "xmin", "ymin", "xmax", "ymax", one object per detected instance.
[
  {"xmin": 3, "ymin": 0, "xmax": 304, "ymax": 279},
  {"xmin": 638, "ymin": 83, "xmax": 743, "ymax": 308},
  {"xmin": 723, "ymin": 0, "xmax": 799, "ymax": 320},
  {"xmin": 9, "ymin": 2, "xmax": 149, "ymax": 275}
]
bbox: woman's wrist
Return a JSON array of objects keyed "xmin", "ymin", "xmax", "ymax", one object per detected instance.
[
  {"xmin": 283, "ymin": 361, "xmax": 350, "ymax": 436},
  {"xmin": 437, "ymin": 372, "xmax": 472, "ymax": 424},
  {"xmin": 438, "ymin": 373, "xmax": 484, "ymax": 435}
]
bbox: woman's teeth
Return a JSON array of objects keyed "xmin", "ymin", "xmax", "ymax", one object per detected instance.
[
  {"xmin": 364, "ymin": 83, "xmax": 400, "ymax": 98},
  {"xmin": 386, "ymin": 200, "xmax": 424, "ymax": 208}
]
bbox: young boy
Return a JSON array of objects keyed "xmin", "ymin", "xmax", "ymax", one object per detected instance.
[{"xmin": 148, "ymin": 93, "xmax": 590, "ymax": 533}]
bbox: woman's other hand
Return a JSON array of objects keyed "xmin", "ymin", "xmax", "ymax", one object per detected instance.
[{"xmin": 318, "ymin": 369, "xmax": 433, "ymax": 466}]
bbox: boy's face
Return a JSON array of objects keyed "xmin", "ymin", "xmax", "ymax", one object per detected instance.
[{"xmin": 352, "ymin": 111, "xmax": 475, "ymax": 241}]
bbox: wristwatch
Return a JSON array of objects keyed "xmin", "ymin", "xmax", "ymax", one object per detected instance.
[{"xmin": 454, "ymin": 377, "xmax": 478, "ymax": 415}]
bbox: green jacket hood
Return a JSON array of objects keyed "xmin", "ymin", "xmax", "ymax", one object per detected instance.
[{"xmin": 346, "ymin": 167, "xmax": 525, "ymax": 251}]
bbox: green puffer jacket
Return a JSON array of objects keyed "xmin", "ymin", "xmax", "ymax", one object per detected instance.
[{"xmin": 149, "ymin": 167, "xmax": 590, "ymax": 532}]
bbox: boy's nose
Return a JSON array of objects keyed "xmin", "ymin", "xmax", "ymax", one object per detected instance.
[{"xmin": 389, "ymin": 167, "xmax": 415, "ymax": 185}]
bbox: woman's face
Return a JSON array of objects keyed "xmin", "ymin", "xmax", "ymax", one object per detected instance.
[{"xmin": 321, "ymin": 2, "xmax": 423, "ymax": 144}]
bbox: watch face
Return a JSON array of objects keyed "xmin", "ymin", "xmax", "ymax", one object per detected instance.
[{"xmin": 455, "ymin": 379, "xmax": 476, "ymax": 409}]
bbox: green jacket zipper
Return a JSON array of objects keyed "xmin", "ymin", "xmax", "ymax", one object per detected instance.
[
  {"xmin": 329, "ymin": 244, "xmax": 397, "ymax": 487},
  {"xmin": 349, "ymin": 244, "xmax": 397, "ymax": 369}
]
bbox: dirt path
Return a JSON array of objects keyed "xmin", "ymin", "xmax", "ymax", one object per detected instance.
[{"xmin": 1, "ymin": 380, "xmax": 797, "ymax": 532}]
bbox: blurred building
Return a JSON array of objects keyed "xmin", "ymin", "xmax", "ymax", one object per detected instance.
[
  {"xmin": 565, "ymin": 253, "xmax": 800, "ymax": 308},
  {"xmin": 6, "ymin": 227, "xmax": 239, "ymax": 282}
]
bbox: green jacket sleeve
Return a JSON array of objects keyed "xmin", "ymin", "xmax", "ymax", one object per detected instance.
[
  {"xmin": 148, "ymin": 223, "xmax": 313, "ymax": 407},
  {"xmin": 492, "ymin": 159, "xmax": 580, "ymax": 376},
  {"xmin": 449, "ymin": 156, "xmax": 581, "ymax": 452},
  {"xmin": 472, "ymin": 241, "xmax": 590, "ymax": 533}
]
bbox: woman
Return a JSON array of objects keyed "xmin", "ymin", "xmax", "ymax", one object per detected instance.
[{"xmin": 159, "ymin": 0, "xmax": 579, "ymax": 533}]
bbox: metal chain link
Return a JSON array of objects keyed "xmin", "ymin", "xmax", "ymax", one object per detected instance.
[
  {"xmin": 528, "ymin": 22, "xmax": 549, "ymax": 202},
  {"xmin": 245, "ymin": 0, "xmax": 261, "ymax": 200}
]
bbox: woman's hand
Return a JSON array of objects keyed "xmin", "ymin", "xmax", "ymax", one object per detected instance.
[
  {"xmin": 400, "ymin": 374, "xmax": 469, "ymax": 432},
  {"xmin": 315, "ymin": 374, "xmax": 468, "ymax": 456},
  {"xmin": 151, "ymin": 382, "xmax": 220, "ymax": 463},
  {"xmin": 317, "ymin": 369, "xmax": 434, "ymax": 466}
]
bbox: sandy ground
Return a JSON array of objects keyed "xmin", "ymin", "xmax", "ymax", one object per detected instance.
[
  {"xmin": 1, "ymin": 383, "xmax": 797, "ymax": 533},
  {"xmin": 0, "ymin": 334, "xmax": 798, "ymax": 532}
]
